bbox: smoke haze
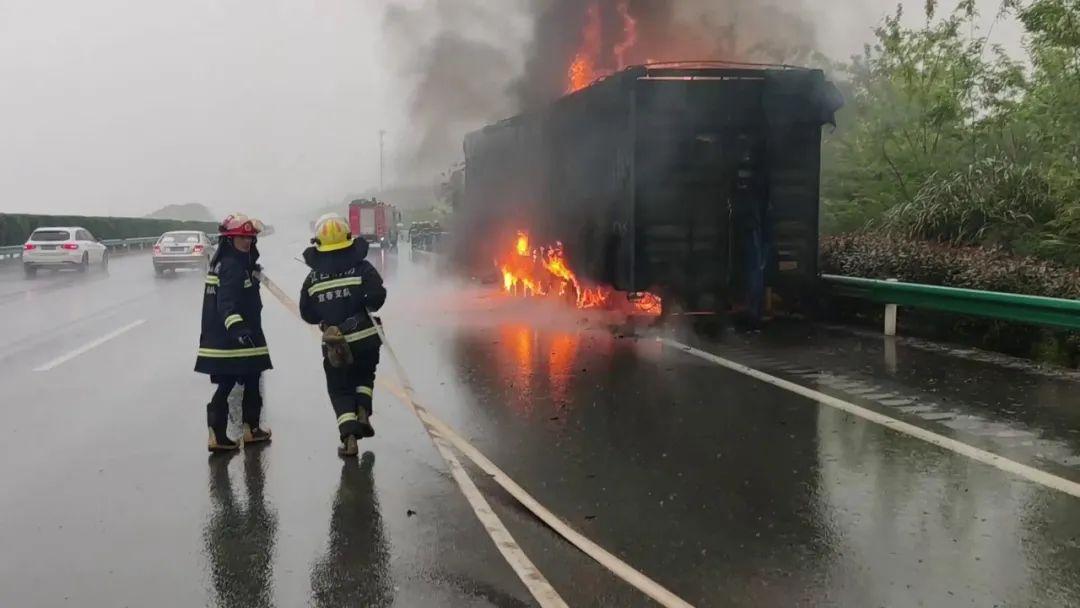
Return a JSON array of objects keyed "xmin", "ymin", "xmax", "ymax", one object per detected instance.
[
  {"xmin": 0, "ymin": 1, "xmax": 1022, "ymax": 217},
  {"xmin": 388, "ymin": 0, "xmax": 1022, "ymax": 187}
]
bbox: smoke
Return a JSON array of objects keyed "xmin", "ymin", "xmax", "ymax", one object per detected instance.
[
  {"xmin": 383, "ymin": 1, "xmax": 528, "ymax": 185},
  {"xmin": 386, "ymin": 0, "xmax": 821, "ymax": 183},
  {"xmin": 517, "ymin": 0, "xmax": 820, "ymax": 108}
]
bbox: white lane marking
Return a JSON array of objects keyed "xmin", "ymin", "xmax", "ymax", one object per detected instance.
[
  {"xmin": 383, "ymin": 382, "xmax": 695, "ymax": 608},
  {"xmin": 33, "ymin": 319, "xmax": 146, "ymax": 372},
  {"xmin": 374, "ymin": 341, "xmax": 569, "ymax": 608},
  {"xmin": 259, "ymin": 274, "xmax": 569, "ymax": 607},
  {"xmin": 419, "ymin": 409, "xmax": 568, "ymax": 607},
  {"xmin": 661, "ymin": 338, "xmax": 1080, "ymax": 500},
  {"xmin": 365, "ymin": 323, "xmax": 694, "ymax": 606}
]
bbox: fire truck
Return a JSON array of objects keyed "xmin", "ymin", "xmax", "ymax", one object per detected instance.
[{"xmin": 348, "ymin": 199, "xmax": 400, "ymax": 249}]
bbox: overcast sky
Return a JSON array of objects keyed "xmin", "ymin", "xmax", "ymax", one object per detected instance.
[{"xmin": 0, "ymin": 0, "xmax": 1023, "ymax": 221}]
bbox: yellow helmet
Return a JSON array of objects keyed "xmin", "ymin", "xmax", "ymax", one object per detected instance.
[{"xmin": 313, "ymin": 214, "xmax": 353, "ymax": 252}]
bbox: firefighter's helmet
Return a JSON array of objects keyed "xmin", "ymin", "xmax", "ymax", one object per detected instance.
[
  {"xmin": 219, "ymin": 213, "xmax": 263, "ymax": 238},
  {"xmin": 313, "ymin": 214, "xmax": 353, "ymax": 252}
]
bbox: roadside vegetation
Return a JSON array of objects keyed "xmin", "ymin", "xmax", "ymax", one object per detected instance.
[
  {"xmin": 821, "ymin": 0, "xmax": 1080, "ymax": 282},
  {"xmin": 817, "ymin": 0, "xmax": 1080, "ymax": 364}
]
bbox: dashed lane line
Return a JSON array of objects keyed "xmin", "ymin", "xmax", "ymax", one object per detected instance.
[{"xmin": 662, "ymin": 338, "xmax": 1080, "ymax": 501}]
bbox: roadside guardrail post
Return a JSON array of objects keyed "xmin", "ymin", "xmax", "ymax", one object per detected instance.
[
  {"xmin": 884, "ymin": 278, "xmax": 899, "ymax": 337},
  {"xmin": 884, "ymin": 333, "xmax": 898, "ymax": 374}
]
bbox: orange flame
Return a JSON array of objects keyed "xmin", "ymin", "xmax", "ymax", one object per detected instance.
[
  {"xmin": 566, "ymin": 3, "xmax": 602, "ymax": 94},
  {"xmin": 496, "ymin": 230, "xmax": 660, "ymax": 316},
  {"xmin": 515, "ymin": 232, "xmax": 530, "ymax": 256},
  {"xmin": 631, "ymin": 292, "xmax": 663, "ymax": 315},
  {"xmin": 565, "ymin": 0, "xmax": 639, "ymax": 95}
]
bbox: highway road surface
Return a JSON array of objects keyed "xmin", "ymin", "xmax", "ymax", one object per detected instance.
[{"xmin": 3, "ymin": 230, "xmax": 1080, "ymax": 607}]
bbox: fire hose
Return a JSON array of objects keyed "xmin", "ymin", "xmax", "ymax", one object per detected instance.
[{"xmin": 266, "ymin": 266, "xmax": 694, "ymax": 608}]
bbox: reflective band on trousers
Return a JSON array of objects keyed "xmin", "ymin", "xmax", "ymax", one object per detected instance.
[
  {"xmin": 337, "ymin": 413, "xmax": 358, "ymax": 426},
  {"xmin": 224, "ymin": 314, "xmax": 244, "ymax": 329},
  {"xmin": 357, "ymin": 386, "xmax": 373, "ymax": 397},
  {"xmin": 308, "ymin": 277, "xmax": 362, "ymax": 296},
  {"xmin": 345, "ymin": 327, "xmax": 379, "ymax": 343},
  {"xmin": 205, "ymin": 276, "xmax": 252, "ymax": 288},
  {"xmin": 197, "ymin": 346, "xmax": 269, "ymax": 358}
]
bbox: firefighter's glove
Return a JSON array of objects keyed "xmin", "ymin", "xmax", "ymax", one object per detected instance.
[
  {"xmin": 322, "ymin": 325, "xmax": 354, "ymax": 368},
  {"xmin": 233, "ymin": 326, "xmax": 256, "ymax": 348}
]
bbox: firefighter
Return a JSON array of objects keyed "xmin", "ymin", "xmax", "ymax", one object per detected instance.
[
  {"xmin": 299, "ymin": 214, "xmax": 387, "ymax": 457},
  {"xmin": 195, "ymin": 213, "xmax": 274, "ymax": 452}
]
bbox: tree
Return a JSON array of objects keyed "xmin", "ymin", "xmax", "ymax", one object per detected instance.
[{"xmin": 821, "ymin": 1, "xmax": 1025, "ymax": 234}]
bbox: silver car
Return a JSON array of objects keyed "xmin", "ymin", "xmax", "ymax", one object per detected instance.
[{"xmin": 153, "ymin": 231, "xmax": 215, "ymax": 276}]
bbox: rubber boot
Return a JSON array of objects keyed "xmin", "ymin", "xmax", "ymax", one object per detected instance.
[
  {"xmin": 338, "ymin": 435, "xmax": 358, "ymax": 458},
  {"xmin": 243, "ymin": 424, "xmax": 272, "ymax": 444},
  {"xmin": 355, "ymin": 404, "xmax": 375, "ymax": 439},
  {"xmin": 207, "ymin": 402, "xmax": 239, "ymax": 453},
  {"xmin": 241, "ymin": 385, "xmax": 272, "ymax": 445},
  {"xmin": 322, "ymin": 326, "xmax": 354, "ymax": 368}
]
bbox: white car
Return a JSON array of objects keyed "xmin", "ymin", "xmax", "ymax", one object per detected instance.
[
  {"xmin": 22, "ymin": 226, "xmax": 109, "ymax": 278},
  {"xmin": 153, "ymin": 231, "xmax": 215, "ymax": 276}
]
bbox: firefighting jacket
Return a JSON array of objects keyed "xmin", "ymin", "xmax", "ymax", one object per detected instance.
[
  {"xmin": 194, "ymin": 241, "xmax": 273, "ymax": 377},
  {"xmin": 299, "ymin": 238, "xmax": 386, "ymax": 352}
]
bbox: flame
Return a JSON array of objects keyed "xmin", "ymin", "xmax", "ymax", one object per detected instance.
[
  {"xmin": 566, "ymin": 3, "xmax": 602, "ymax": 94},
  {"xmin": 496, "ymin": 230, "xmax": 660, "ymax": 316},
  {"xmin": 565, "ymin": 1, "xmax": 638, "ymax": 95},
  {"xmin": 631, "ymin": 292, "xmax": 663, "ymax": 315}
]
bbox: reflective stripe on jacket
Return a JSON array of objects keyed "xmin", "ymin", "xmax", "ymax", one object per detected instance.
[{"xmin": 194, "ymin": 248, "xmax": 272, "ymax": 377}]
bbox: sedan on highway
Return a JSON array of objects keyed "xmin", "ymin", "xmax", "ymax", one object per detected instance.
[
  {"xmin": 153, "ymin": 231, "xmax": 215, "ymax": 276},
  {"xmin": 22, "ymin": 226, "xmax": 109, "ymax": 278}
]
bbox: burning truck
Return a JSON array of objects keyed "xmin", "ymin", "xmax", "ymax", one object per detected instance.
[{"xmin": 455, "ymin": 61, "xmax": 842, "ymax": 318}]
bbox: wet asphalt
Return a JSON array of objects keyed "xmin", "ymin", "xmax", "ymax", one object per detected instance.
[{"xmin": 2, "ymin": 232, "xmax": 1080, "ymax": 607}]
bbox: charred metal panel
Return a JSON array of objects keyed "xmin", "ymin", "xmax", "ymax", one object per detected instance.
[{"xmin": 462, "ymin": 64, "xmax": 841, "ymax": 311}]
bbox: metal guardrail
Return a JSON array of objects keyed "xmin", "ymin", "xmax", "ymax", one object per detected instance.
[
  {"xmin": 0, "ymin": 236, "xmax": 163, "ymax": 265},
  {"xmin": 823, "ymin": 274, "xmax": 1080, "ymax": 333},
  {"xmin": 0, "ymin": 245, "xmax": 24, "ymax": 262},
  {"xmin": 100, "ymin": 237, "xmax": 160, "ymax": 249}
]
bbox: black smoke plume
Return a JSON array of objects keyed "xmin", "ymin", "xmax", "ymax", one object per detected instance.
[{"xmin": 386, "ymin": 0, "xmax": 818, "ymax": 182}]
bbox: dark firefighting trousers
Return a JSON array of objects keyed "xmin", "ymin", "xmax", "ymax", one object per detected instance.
[
  {"xmin": 207, "ymin": 373, "xmax": 263, "ymax": 431},
  {"xmin": 324, "ymin": 347, "xmax": 379, "ymax": 440}
]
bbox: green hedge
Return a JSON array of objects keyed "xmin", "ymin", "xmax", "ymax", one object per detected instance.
[
  {"xmin": 821, "ymin": 234, "xmax": 1080, "ymax": 366},
  {"xmin": 821, "ymin": 234, "xmax": 1080, "ymax": 299},
  {"xmin": 0, "ymin": 213, "xmax": 218, "ymax": 246}
]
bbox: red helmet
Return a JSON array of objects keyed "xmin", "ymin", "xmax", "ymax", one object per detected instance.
[{"xmin": 219, "ymin": 213, "xmax": 263, "ymax": 238}]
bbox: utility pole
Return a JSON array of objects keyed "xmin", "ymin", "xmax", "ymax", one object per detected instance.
[{"xmin": 378, "ymin": 129, "xmax": 386, "ymax": 195}]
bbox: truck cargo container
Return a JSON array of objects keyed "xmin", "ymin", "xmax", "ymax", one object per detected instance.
[{"xmin": 459, "ymin": 62, "xmax": 842, "ymax": 315}]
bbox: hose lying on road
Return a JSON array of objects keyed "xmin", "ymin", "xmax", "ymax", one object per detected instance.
[
  {"xmin": 260, "ymin": 272, "xmax": 568, "ymax": 608},
  {"xmin": 259, "ymin": 271, "xmax": 694, "ymax": 608}
]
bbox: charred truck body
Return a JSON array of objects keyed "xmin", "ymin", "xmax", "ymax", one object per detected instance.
[{"xmin": 459, "ymin": 63, "xmax": 842, "ymax": 316}]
